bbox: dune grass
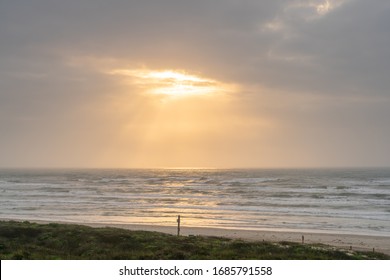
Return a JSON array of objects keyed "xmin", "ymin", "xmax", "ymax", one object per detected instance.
[{"xmin": 0, "ymin": 220, "xmax": 388, "ymax": 260}]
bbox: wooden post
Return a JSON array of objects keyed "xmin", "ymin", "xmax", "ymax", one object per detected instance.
[
  {"xmin": 302, "ymin": 235, "xmax": 304, "ymax": 244},
  {"xmin": 177, "ymin": 215, "xmax": 181, "ymax": 236}
]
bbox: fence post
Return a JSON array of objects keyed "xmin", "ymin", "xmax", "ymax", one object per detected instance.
[{"xmin": 177, "ymin": 215, "xmax": 181, "ymax": 236}]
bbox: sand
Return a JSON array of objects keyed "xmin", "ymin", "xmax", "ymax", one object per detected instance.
[
  {"xmin": 70, "ymin": 222, "xmax": 390, "ymax": 255},
  {"xmin": 3, "ymin": 219, "xmax": 390, "ymax": 255}
]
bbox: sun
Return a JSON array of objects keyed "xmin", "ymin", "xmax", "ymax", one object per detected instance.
[
  {"xmin": 146, "ymin": 70, "xmax": 219, "ymax": 96},
  {"xmin": 108, "ymin": 68, "xmax": 234, "ymax": 97}
]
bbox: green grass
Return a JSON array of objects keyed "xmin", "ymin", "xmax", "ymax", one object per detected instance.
[{"xmin": 0, "ymin": 220, "xmax": 388, "ymax": 260}]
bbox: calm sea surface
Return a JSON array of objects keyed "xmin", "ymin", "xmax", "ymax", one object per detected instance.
[{"xmin": 0, "ymin": 168, "xmax": 389, "ymax": 236}]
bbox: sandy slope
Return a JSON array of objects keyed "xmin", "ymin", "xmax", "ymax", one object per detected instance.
[
  {"xmin": 83, "ymin": 222, "xmax": 390, "ymax": 255},
  {"xmin": 3, "ymin": 219, "xmax": 389, "ymax": 255}
]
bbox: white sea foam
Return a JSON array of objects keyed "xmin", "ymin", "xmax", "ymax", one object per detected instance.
[{"xmin": 0, "ymin": 168, "xmax": 389, "ymax": 236}]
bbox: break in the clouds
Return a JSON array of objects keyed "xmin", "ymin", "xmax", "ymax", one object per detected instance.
[{"xmin": 0, "ymin": 0, "xmax": 389, "ymax": 168}]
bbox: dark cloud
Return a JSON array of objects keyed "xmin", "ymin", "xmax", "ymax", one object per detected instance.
[
  {"xmin": 254, "ymin": 0, "xmax": 390, "ymax": 97},
  {"xmin": 1, "ymin": 0, "xmax": 389, "ymax": 167}
]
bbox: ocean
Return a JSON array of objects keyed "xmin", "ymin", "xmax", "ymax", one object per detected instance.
[{"xmin": 0, "ymin": 168, "xmax": 389, "ymax": 236}]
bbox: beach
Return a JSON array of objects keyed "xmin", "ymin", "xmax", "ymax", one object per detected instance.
[
  {"xmin": 6, "ymin": 219, "xmax": 389, "ymax": 255},
  {"xmin": 1, "ymin": 168, "xmax": 389, "ymax": 256},
  {"xmin": 89, "ymin": 223, "xmax": 390, "ymax": 255}
]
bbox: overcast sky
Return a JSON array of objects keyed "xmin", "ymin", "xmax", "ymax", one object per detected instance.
[{"xmin": 1, "ymin": 0, "xmax": 389, "ymax": 168}]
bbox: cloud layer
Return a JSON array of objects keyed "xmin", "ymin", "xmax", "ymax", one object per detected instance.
[{"xmin": 1, "ymin": 0, "xmax": 389, "ymax": 167}]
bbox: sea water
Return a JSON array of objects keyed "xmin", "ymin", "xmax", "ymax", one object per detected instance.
[{"xmin": 0, "ymin": 168, "xmax": 389, "ymax": 236}]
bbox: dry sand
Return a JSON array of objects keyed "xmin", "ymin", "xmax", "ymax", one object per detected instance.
[
  {"xmin": 3, "ymin": 219, "xmax": 390, "ymax": 255},
  {"xmin": 75, "ymin": 222, "xmax": 390, "ymax": 255}
]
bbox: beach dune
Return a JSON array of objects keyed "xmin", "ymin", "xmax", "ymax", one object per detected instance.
[
  {"xmin": 27, "ymin": 220, "xmax": 390, "ymax": 255},
  {"xmin": 2, "ymin": 218, "xmax": 390, "ymax": 256}
]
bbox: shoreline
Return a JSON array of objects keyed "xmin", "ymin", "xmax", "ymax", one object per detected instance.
[{"xmin": 3, "ymin": 218, "xmax": 390, "ymax": 255}]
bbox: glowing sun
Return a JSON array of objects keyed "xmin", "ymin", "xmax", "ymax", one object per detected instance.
[{"xmin": 108, "ymin": 68, "xmax": 234, "ymax": 97}]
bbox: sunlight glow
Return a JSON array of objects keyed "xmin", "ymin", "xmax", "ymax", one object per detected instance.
[
  {"xmin": 316, "ymin": 0, "xmax": 332, "ymax": 15},
  {"xmin": 108, "ymin": 68, "xmax": 234, "ymax": 97},
  {"xmin": 315, "ymin": 0, "xmax": 346, "ymax": 15}
]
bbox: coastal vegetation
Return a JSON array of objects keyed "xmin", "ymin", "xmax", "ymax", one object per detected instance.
[{"xmin": 0, "ymin": 221, "xmax": 388, "ymax": 260}]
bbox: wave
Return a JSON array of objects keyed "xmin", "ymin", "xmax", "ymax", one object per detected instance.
[{"xmin": 1, "ymin": 168, "xmax": 390, "ymax": 235}]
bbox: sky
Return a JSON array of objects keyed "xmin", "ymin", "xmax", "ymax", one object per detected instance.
[{"xmin": 1, "ymin": 0, "xmax": 390, "ymax": 168}]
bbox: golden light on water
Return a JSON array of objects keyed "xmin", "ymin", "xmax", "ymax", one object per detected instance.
[{"xmin": 108, "ymin": 68, "xmax": 234, "ymax": 97}]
